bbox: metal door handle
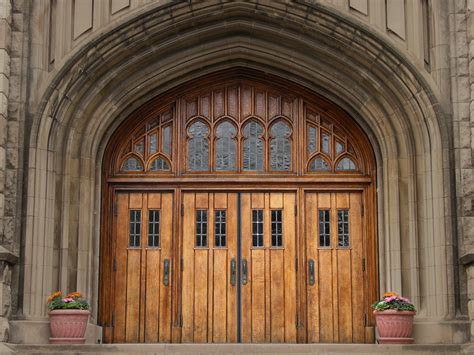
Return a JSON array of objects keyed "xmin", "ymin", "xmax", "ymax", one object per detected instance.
[
  {"xmin": 230, "ymin": 258, "xmax": 236, "ymax": 286},
  {"xmin": 163, "ymin": 259, "xmax": 170, "ymax": 286},
  {"xmin": 308, "ymin": 259, "xmax": 315, "ymax": 286},
  {"xmin": 242, "ymin": 258, "xmax": 248, "ymax": 285}
]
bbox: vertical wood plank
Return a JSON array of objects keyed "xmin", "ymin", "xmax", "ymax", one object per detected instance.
[
  {"xmin": 350, "ymin": 192, "xmax": 365, "ymax": 343},
  {"xmin": 194, "ymin": 249, "xmax": 209, "ymax": 342},
  {"xmin": 318, "ymin": 249, "xmax": 333, "ymax": 343},
  {"xmin": 113, "ymin": 193, "xmax": 129, "ymax": 342},
  {"xmin": 145, "ymin": 248, "xmax": 161, "ymax": 342},
  {"xmin": 306, "ymin": 193, "xmax": 319, "ymax": 343},
  {"xmin": 160, "ymin": 192, "xmax": 173, "ymax": 342},
  {"xmin": 270, "ymin": 250, "xmax": 284, "ymax": 342},
  {"xmin": 227, "ymin": 193, "xmax": 238, "ymax": 343},
  {"xmin": 125, "ymin": 249, "xmax": 141, "ymax": 342},
  {"xmin": 251, "ymin": 249, "xmax": 266, "ymax": 342},
  {"xmin": 240, "ymin": 193, "xmax": 252, "ymax": 343},
  {"xmin": 181, "ymin": 193, "xmax": 195, "ymax": 342},
  {"xmin": 283, "ymin": 193, "xmax": 297, "ymax": 342},
  {"xmin": 331, "ymin": 193, "xmax": 339, "ymax": 343}
]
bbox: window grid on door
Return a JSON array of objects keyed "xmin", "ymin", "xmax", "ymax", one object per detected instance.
[
  {"xmin": 148, "ymin": 209, "xmax": 160, "ymax": 247},
  {"xmin": 129, "ymin": 209, "xmax": 141, "ymax": 247},
  {"xmin": 318, "ymin": 209, "xmax": 330, "ymax": 247},
  {"xmin": 271, "ymin": 209, "xmax": 283, "ymax": 247},
  {"xmin": 196, "ymin": 209, "xmax": 208, "ymax": 247},
  {"xmin": 252, "ymin": 209, "xmax": 264, "ymax": 247},
  {"xmin": 215, "ymin": 210, "xmax": 227, "ymax": 247},
  {"xmin": 337, "ymin": 209, "xmax": 350, "ymax": 247}
]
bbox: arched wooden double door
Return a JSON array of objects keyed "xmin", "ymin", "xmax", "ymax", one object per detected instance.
[{"xmin": 100, "ymin": 70, "xmax": 377, "ymax": 344}]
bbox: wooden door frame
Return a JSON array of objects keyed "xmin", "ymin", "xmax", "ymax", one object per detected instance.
[{"xmin": 99, "ymin": 182, "xmax": 377, "ymax": 343}]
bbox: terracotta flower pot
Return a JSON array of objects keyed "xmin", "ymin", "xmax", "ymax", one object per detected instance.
[
  {"xmin": 373, "ymin": 310, "xmax": 415, "ymax": 344},
  {"xmin": 49, "ymin": 309, "xmax": 90, "ymax": 344}
]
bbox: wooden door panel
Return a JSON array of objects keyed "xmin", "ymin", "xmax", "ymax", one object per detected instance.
[
  {"xmin": 241, "ymin": 192, "xmax": 297, "ymax": 343},
  {"xmin": 113, "ymin": 192, "xmax": 173, "ymax": 343},
  {"xmin": 305, "ymin": 191, "xmax": 365, "ymax": 343},
  {"xmin": 181, "ymin": 192, "xmax": 238, "ymax": 343}
]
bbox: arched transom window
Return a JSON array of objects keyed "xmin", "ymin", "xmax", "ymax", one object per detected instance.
[{"xmin": 113, "ymin": 82, "xmax": 366, "ymax": 176}]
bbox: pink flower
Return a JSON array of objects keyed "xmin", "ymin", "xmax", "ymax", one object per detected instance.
[
  {"xmin": 384, "ymin": 296, "xmax": 397, "ymax": 302},
  {"xmin": 400, "ymin": 297, "xmax": 411, "ymax": 303},
  {"xmin": 62, "ymin": 297, "xmax": 74, "ymax": 303}
]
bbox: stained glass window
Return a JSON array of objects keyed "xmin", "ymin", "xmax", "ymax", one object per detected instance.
[
  {"xmin": 242, "ymin": 121, "xmax": 264, "ymax": 171},
  {"xmin": 148, "ymin": 133, "xmax": 158, "ymax": 155},
  {"xmin": 270, "ymin": 121, "xmax": 292, "ymax": 171},
  {"xmin": 308, "ymin": 126, "xmax": 317, "ymax": 154},
  {"xmin": 122, "ymin": 156, "xmax": 143, "ymax": 171},
  {"xmin": 162, "ymin": 125, "xmax": 171, "ymax": 155},
  {"xmin": 309, "ymin": 157, "xmax": 330, "ymax": 172},
  {"xmin": 336, "ymin": 157, "xmax": 357, "ymax": 171},
  {"xmin": 321, "ymin": 132, "xmax": 330, "ymax": 155},
  {"xmin": 149, "ymin": 156, "xmax": 170, "ymax": 171},
  {"xmin": 215, "ymin": 121, "xmax": 237, "ymax": 171},
  {"xmin": 187, "ymin": 120, "xmax": 209, "ymax": 171}
]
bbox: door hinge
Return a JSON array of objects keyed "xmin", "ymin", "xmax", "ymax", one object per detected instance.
[
  {"xmin": 361, "ymin": 201, "xmax": 364, "ymax": 216},
  {"xmin": 295, "ymin": 204, "xmax": 297, "ymax": 216},
  {"xmin": 363, "ymin": 311, "xmax": 367, "ymax": 326},
  {"xmin": 180, "ymin": 313, "xmax": 183, "ymax": 327},
  {"xmin": 113, "ymin": 257, "xmax": 117, "ymax": 272},
  {"xmin": 181, "ymin": 203, "xmax": 184, "ymax": 216},
  {"xmin": 180, "ymin": 258, "xmax": 184, "ymax": 271},
  {"xmin": 362, "ymin": 258, "xmax": 366, "ymax": 272},
  {"xmin": 113, "ymin": 202, "xmax": 118, "ymax": 216},
  {"xmin": 111, "ymin": 311, "xmax": 115, "ymax": 327},
  {"xmin": 295, "ymin": 257, "xmax": 298, "ymax": 272}
]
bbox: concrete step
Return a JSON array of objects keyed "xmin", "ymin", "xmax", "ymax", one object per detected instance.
[{"xmin": 3, "ymin": 343, "xmax": 472, "ymax": 355}]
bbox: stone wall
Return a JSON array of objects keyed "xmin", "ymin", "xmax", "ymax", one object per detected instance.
[{"xmin": 2, "ymin": 0, "xmax": 473, "ymax": 345}]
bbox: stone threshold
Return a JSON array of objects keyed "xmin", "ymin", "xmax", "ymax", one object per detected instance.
[{"xmin": 3, "ymin": 343, "xmax": 472, "ymax": 354}]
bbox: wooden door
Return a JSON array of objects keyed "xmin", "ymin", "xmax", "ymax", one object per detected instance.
[
  {"xmin": 181, "ymin": 192, "xmax": 239, "ymax": 343},
  {"xmin": 112, "ymin": 192, "xmax": 174, "ymax": 343},
  {"xmin": 240, "ymin": 192, "xmax": 298, "ymax": 343},
  {"xmin": 304, "ymin": 191, "xmax": 365, "ymax": 343}
]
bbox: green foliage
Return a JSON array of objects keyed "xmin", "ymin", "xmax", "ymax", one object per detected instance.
[
  {"xmin": 372, "ymin": 295, "xmax": 416, "ymax": 312},
  {"xmin": 47, "ymin": 291, "xmax": 90, "ymax": 310}
]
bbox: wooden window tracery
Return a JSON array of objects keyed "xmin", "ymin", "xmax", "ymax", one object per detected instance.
[
  {"xmin": 112, "ymin": 82, "xmax": 366, "ymax": 177},
  {"xmin": 118, "ymin": 108, "xmax": 173, "ymax": 173}
]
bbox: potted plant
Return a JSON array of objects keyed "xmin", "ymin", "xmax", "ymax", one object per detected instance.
[
  {"xmin": 372, "ymin": 292, "xmax": 416, "ymax": 344},
  {"xmin": 47, "ymin": 291, "xmax": 90, "ymax": 344}
]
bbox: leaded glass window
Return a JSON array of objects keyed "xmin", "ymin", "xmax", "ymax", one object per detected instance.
[
  {"xmin": 309, "ymin": 157, "xmax": 330, "ymax": 172},
  {"xmin": 196, "ymin": 210, "xmax": 208, "ymax": 247},
  {"xmin": 162, "ymin": 125, "xmax": 171, "ymax": 155},
  {"xmin": 319, "ymin": 210, "xmax": 330, "ymax": 247},
  {"xmin": 122, "ymin": 156, "xmax": 143, "ymax": 171},
  {"xmin": 271, "ymin": 210, "xmax": 283, "ymax": 247},
  {"xmin": 308, "ymin": 126, "xmax": 317, "ymax": 154},
  {"xmin": 134, "ymin": 140, "xmax": 144, "ymax": 156},
  {"xmin": 187, "ymin": 120, "xmax": 209, "ymax": 171},
  {"xmin": 270, "ymin": 121, "xmax": 292, "ymax": 171},
  {"xmin": 149, "ymin": 133, "xmax": 158, "ymax": 155},
  {"xmin": 148, "ymin": 210, "xmax": 160, "ymax": 247},
  {"xmin": 242, "ymin": 121, "xmax": 264, "ymax": 171},
  {"xmin": 215, "ymin": 210, "xmax": 227, "ymax": 247},
  {"xmin": 338, "ymin": 210, "xmax": 349, "ymax": 247},
  {"xmin": 149, "ymin": 156, "xmax": 170, "ymax": 171},
  {"xmin": 335, "ymin": 140, "xmax": 344, "ymax": 155},
  {"xmin": 321, "ymin": 132, "xmax": 330, "ymax": 155},
  {"xmin": 252, "ymin": 209, "xmax": 264, "ymax": 247},
  {"xmin": 336, "ymin": 157, "xmax": 357, "ymax": 171},
  {"xmin": 215, "ymin": 121, "xmax": 237, "ymax": 171},
  {"xmin": 129, "ymin": 210, "xmax": 141, "ymax": 247}
]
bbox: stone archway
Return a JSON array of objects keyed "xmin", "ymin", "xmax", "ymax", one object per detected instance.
[{"xmin": 16, "ymin": 0, "xmax": 458, "ymax": 344}]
